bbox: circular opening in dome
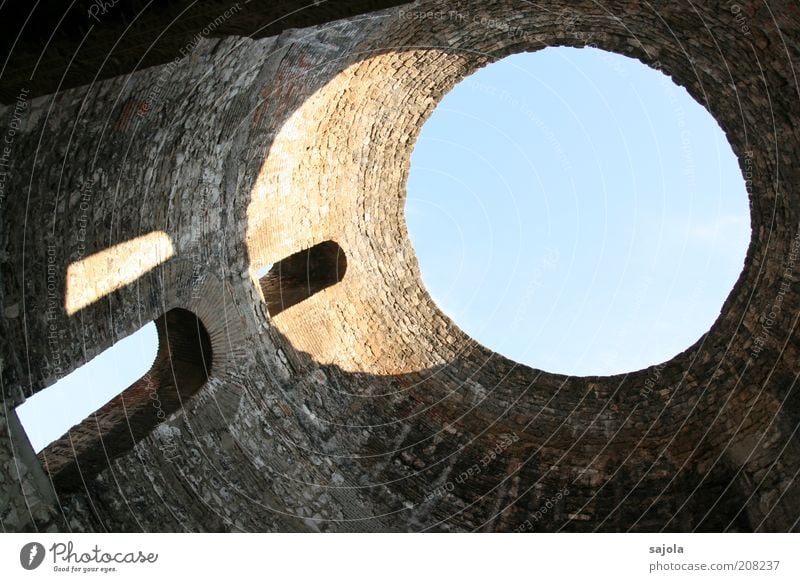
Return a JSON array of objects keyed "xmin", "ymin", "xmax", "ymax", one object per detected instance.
[{"xmin": 405, "ymin": 47, "xmax": 751, "ymax": 377}]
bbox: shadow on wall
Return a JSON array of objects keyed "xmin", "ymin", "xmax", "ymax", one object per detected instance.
[
  {"xmin": 53, "ymin": 318, "xmax": 761, "ymax": 533},
  {"xmin": 260, "ymin": 241, "xmax": 347, "ymax": 317}
]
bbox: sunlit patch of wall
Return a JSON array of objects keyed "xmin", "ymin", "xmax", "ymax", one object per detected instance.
[{"xmin": 65, "ymin": 232, "xmax": 174, "ymax": 315}]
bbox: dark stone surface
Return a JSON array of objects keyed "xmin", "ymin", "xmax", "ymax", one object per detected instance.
[{"xmin": 0, "ymin": 0, "xmax": 410, "ymax": 104}]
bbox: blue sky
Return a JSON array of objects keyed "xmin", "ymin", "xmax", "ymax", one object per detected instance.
[
  {"xmin": 16, "ymin": 323, "xmax": 158, "ymax": 452},
  {"xmin": 17, "ymin": 46, "xmax": 750, "ymax": 453},
  {"xmin": 405, "ymin": 47, "xmax": 750, "ymax": 377}
]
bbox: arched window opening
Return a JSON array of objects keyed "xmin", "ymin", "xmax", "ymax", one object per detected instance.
[
  {"xmin": 30, "ymin": 308, "xmax": 212, "ymax": 493},
  {"xmin": 260, "ymin": 240, "xmax": 347, "ymax": 316},
  {"xmin": 16, "ymin": 323, "xmax": 159, "ymax": 454}
]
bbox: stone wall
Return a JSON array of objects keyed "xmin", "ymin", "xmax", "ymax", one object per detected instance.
[
  {"xmin": 0, "ymin": 0, "xmax": 798, "ymax": 532},
  {"xmin": 0, "ymin": 410, "xmax": 63, "ymax": 532}
]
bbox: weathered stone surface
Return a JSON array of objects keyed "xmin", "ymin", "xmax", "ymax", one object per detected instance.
[
  {"xmin": 0, "ymin": 0, "xmax": 798, "ymax": 532},
  {"xmin": 0, "ymin": 410, "xmax": 63, "ymax": 532}
]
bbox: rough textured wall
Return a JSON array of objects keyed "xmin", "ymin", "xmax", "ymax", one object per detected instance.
[{"xmin": 1, "ymin": 0, "xmax": 798, "ymax": 532}]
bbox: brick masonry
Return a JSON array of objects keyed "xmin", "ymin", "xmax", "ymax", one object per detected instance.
[{"xmin": 0, "ymin": 0, "xmax": 798, "ymax": 532}]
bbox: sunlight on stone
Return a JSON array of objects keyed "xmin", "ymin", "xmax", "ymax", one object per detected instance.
[{"xmin": 65, "ymin": 231, "xmax": 175, "ymax": 315}]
